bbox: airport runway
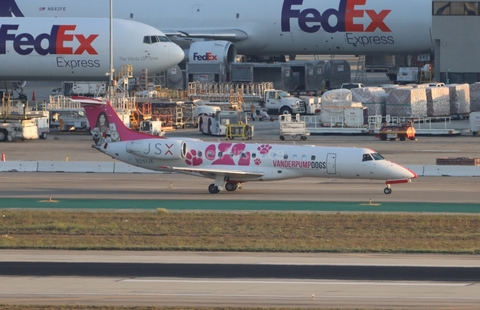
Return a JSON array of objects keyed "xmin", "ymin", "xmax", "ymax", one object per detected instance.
[
  {"xmin": 1, "ymin": 82, "xmax": 480, "ymax": 308},
  {"xmin": 1, "ymin": 251, "xmax": 480, "ymax": 308}
]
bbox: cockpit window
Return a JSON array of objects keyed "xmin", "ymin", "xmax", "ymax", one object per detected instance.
[
  {"xmin": 371, "ymin": 153, "xmax": 385, "ymax": 160},
  {"xmin": 362, "ymin": 154, "xmax": 373, "ymax": 162},
  {"xmin": 143, "ymin": 35, "xmax": 171, "ymax": 44}
]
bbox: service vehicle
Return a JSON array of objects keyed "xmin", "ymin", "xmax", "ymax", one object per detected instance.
[
  {"xmin": 198, "ymin": 109, "xmax": 246, "ymax": 136},
  {"xmin": 279, "ymin": 114, "xmax": 310, "ymax": 141},
  {"xmin": 377, "ymin": 121, "xmax": 416, "ymax": 141}
]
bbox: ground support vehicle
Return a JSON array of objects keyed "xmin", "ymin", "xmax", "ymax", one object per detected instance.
[
  {"xmin": 188, "ymin": 82, "xmax": 316, "ymax": 115},
  {"xmin": 279, "ymin": 114, "xmax": 310, "ymax": 141},
  {"xmin": 376, "ymin": 121, "xmax": 416, "ymax": 141},
  {"xmin": 0, "ymin": 122, "xmax": 23, "ymax": 141},
  {"xmin": 225, "ymin": 122, "xmax": 253, "ymax": 140},
  {"xmin": 198, "ymin": 109, "xmax": 246, "ymax": 136}
]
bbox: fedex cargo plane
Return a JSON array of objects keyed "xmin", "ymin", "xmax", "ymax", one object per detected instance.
[
  {"xmin": 73, "ymin": 96, "xmax": 417, "ymax": 195},
  {"xmin": 7, "ymin": 0, "xmax": 433, "ymax": 63},
  {"xmin": 0, "ymin": 17, "xmax": 184, "ymax": 81}
]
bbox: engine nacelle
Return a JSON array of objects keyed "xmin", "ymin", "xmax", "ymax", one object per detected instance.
[
  {"xmin": 126, "ymin": 139, "xmax": 187, "ymax": 160},
  {"xmin": 188, "ymin": 41, "xmax": 237, "ymax": 68}
]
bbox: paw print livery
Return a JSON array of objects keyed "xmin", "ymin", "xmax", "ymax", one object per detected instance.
[
  {"xmin": 254, "ymin": 158, "xmax": 262, "ymax": 166},
  {"xmin": 185, "ymin": 150, "xmax": 203, "ymax": 166},
  {"xmin": 257, "ymin": 144, "xmax": 272, "ymax": 155}
]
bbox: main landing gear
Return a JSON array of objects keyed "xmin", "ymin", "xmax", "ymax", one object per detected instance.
[{"xmin": 208, "ymin": 182, "xmax": 243, "ymax": 194}]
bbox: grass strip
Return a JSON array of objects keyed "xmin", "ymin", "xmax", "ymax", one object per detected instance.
[{"xmin": 1, "ymin": 210, "xmax": 479, "ymax": 253}]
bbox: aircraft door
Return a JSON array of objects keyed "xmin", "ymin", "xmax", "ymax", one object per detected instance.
[{"xmin": 326, "ymin": 153, "xmax": 336, "ymax": 174}]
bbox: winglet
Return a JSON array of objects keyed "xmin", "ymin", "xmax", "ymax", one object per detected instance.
[{"xmin": 72, "ymin": 96, "xmax": 166, "ymax": 144}]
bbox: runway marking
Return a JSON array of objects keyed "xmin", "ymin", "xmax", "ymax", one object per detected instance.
[{"xmin": 120, "ymin": 279, "xmax": 471, "ymax": 286}]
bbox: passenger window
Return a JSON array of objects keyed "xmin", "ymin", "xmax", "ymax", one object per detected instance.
[
  {"xmin": 302, "ymin": 155, "xmax": 307, "ymax": 160},
  {"xmin": 293, "ymin": 155, "xmax": 298, "ymax": 160},
  {"xmin": 252, "ymin": 153, "xmax": 256, "ymax": 159},
  {"xmin": 197, "ymin": 151, "xmax": 203, "ymax": 158},
  {"xmin": 311, "ymin": 155, "xmax": 316, "ymax": 160},
  {"xmin": 284, "ymin": 154, "xmax": 288, "ymax": 159},
  {"xmin": 218, "ymin": 152, "xmax": 222, "ymax": 158}
]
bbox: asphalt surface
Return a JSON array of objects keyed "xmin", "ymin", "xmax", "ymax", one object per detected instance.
[
  {"xmin": 1, "ymin": 75, "xmax": 480, "ymax": 309},
  {"xmin": 1, "ymin": 251, "xmax": 480, "ymax": 308}
]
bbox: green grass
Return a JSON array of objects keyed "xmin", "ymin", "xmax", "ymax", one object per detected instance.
[{"xmin": 1, "ymin": 210, "xmax": 479, "ymax": 253}]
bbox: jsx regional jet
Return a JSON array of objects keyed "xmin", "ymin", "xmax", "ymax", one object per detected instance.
[
  {"xmin": 0, "ymin": 17, "xmax": 184, "ymax": 81},
  {"xmin": 9, "ymin": 0, "xmax": 432, "ymax": 63},
  {"xmin": 74, "ymin": 96, "xmax": 417, "ymax": 195}
]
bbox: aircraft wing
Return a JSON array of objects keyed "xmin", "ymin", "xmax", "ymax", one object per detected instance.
[
  {"xmin": 163, "ymin": 29, "xmax": 248, "ymax": 42},
  {"xmin": 164, "ymin": 166, "xmax": 264, "ymax": 180}
]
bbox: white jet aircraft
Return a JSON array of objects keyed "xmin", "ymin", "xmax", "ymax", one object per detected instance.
[
  {"xmin": 74, "ymin": 96, "xmax": 417, "ymax": 195},
  {"xmin": 8, "ymin": 0, "xmax": 432, "ymax": 63},
  {"xmin": 0, "ymin": 17, "xmax": 184, "ymax": 81}
]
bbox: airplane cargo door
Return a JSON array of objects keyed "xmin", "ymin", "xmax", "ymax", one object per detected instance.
[{"xmin": 326, "ymin": 153, "xmax": 337, "ymax": 174}]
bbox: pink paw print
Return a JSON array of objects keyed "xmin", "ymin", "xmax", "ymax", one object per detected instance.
[
  {"xmin": 257, "ymin": 144, "xmax": 272, "ymax": 155},
  {"xmin": 185, "ymin": 150, "xmax": 203, "ymax": 166},
  {"xmin": 254, "ymin": 158, "xmax": 261, "ymax": 166}
]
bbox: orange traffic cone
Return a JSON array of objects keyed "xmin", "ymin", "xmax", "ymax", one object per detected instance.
[{"xmin": 1, "ymin": 153, "xmax": 5, "ymax": 162}]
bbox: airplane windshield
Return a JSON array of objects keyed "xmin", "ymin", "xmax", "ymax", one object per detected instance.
[
  {"xmin": 362, "ymin": 153, "xmax": 385, "ymax": 162},
  {"xmin": 143, "ymin": 35, "xmax": 171, "ymax": 44},
  {"xmin": 371, "ymin": 153, "xmax": 385, "ymax": 160}
]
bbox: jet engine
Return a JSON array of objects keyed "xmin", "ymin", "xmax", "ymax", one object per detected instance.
[
  {"xmin": 126, "ymin": 139, "xmax": 187, "ymax": 160},
  {"xmin": 188, "ymin": 40, "xmax": 237, "ymax": 68}
]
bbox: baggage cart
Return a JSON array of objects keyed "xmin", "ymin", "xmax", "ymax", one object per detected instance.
[{"xmin": 279, "ymin": 114, "xmax": 310, "ymax": 141}]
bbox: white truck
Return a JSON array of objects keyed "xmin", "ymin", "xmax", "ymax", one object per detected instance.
[
  {"xmin": 188, "ymin": 83, "xmax": 318, "ymax": 115},
  {"xmin": 250, "ymin": 89, "xmax": 311, "ymax": 115}
]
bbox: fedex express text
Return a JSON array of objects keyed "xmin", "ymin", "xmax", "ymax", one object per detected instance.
[
  {"xmin": 281, "ymin": 0, "xmax": 395, "ymax": 46},
  {"xmin": 0, "ymin": 23, "xmax": 101, "ymax": 68}
]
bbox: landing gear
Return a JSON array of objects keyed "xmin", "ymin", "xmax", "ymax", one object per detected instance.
[
  {"xmin": 208, "ymin": 181, "xmax": 243, "ymax": 193},
  {"xmin": 208, "ymin": 184, "xmax": 220, "ymax": 194},
  {"xmin": 384, "ymin": 185, "xmax": 392, "ymax": 194},
  {"xmin": 225, "ymin": 182, "xmax": 239, "ymax": 192}
]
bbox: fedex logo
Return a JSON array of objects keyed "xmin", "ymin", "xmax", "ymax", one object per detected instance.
[
  {"xmin": 281, "ymin": 0, "xmax": 391, "ymax": 33},
  {"xmin": 193, "ymin": 52, "xmax": 218, "ymax": 61},
  {"xmin": 0, "ymin": 24, "xmax": 99, "ymax": 56}
]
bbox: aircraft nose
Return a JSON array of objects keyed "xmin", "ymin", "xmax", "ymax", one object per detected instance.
[
  {"xmin": 395, "ymin": 163, "xmax": 418, "ymax": 179},
  {"xmin": 168, "ymin": 43, "xmax": 185, "ymax": 67}
]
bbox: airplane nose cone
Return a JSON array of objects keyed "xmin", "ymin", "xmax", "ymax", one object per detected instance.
[{"xmin": 168, "ymin": 43, "xmax": 185, "ymax": 67}]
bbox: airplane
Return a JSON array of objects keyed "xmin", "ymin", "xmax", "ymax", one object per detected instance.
[
  {"xmin": 0, "ymin": 17, "xmax": 184, "ymax": 81},
  {"xmin": 73, "ymin": 96, "xmax": 417, "ymax": 195},
  {"xmin": 7, "ymin": 0, "xmax": 433, "ymax": 63}
]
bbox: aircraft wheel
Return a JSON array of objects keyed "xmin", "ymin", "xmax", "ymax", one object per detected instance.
[
  {"xmin": 384, "ymin": 187, "xmax": 392, "ymax": 194},
  {"xmin": 301, "ymin": 136, "xmax": 307, "ymax": 141},
  {"xmin": 279, "ymin": 135, "xmax": 285, "ymax": 140},
  {"xmin": 473, "ymin": 131, "xmax": 478, "ymax": 137},
  {"xmin": 208, "ymin": 184, "xmax": 220, "ymax": 194},
  {"xmin": 399, "ymin": 135, "xmax": 406, "ymax": 141},
  {"xmin": 225, "ymin": 182, "xmax": 238, "ymax": 192},
  {"xmin": 40, "ymin": 132, "xmax": 47, "ymax": 140}
]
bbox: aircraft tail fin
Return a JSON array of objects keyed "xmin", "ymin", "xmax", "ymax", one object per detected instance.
[{"xmin": 72, "ymin": 96, "xmax": 165, "ymax": 143}]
